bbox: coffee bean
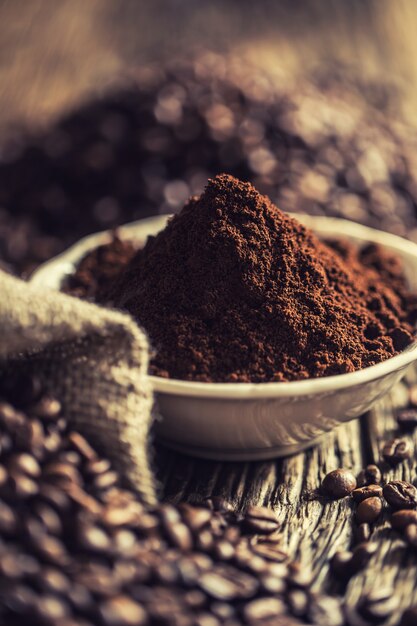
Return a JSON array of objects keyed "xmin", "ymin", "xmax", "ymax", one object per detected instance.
[
  {"xmin": 242, "ymin": 506, "xmax": 279, "ymax": 534},
  {"xmin": 356, "ymin": 496, "xmax": 383, "ymax": 524},
  {"xmin": 352, "ymin": 484, "xmax": 383, "ymax": 503},
  {"xmin": 382, "ymin": 437, "xmax": 413, "ymax": 464},
  {"xmin": 78, "ymin": 523, "xmax": 111, "ymax": 553},
  {"xmin": 68, "ymin": 432, "xmax": 97, "ymax": 461},
  {"xmin": 391, "ymin": 509, "xmax": 417, "ymax": 531},
  {"xmin": 321, "ymin": 469, "xmax": 357, "ymax": 498},
  {"xmin": 102, "ymin": 502, "xmax": 143, "ymax": 527},
  {"xmin": 44, "ymin": 461, "xmax": 82, "ymax": 487},
  {"xmin": 86, "ymin": 458, "xmax": 112, "ymax": 476},
  {"xmin": 0, "ymin": 500, "xmax": 18, "ymax": 535},
  {"xmin": 286, "ymin": 589, "xmax": 308, "ymax": 617},
  {"xmin": 7, "ymin": 453, "xmax": 41, "ymax": 478},
  {"xmin": 34, "ymin": 594, "xmax": 71, "ymax": 621},
  {"xmin": 31, "ymin": 396, "xmax": 61, "ymax": 420},
  {"xmin": 100, "ymin": 595, "xmax": 147, "ymax": 626},
  {"xmin": 37, "ymin": 567, "xmax": 71, "ymax": 594},
  {"xmin": 397, "ymin": 408, "xmax": 417, "ymax": 431},
  {"xmin": 199, "ymin": 565, "xmax": 258, "ymax": 600},
  {"xmin": 243, "ymin": 597, "xmax": 286, "ymax": 622},
  {"xmin": 93, "ymin": 471, "xmax": 119, "ymax": 490},
  {"xmin": 383, "ymin": 481, "xmax": 417, "ymax": 509},
  {"xmin": 9, "ymin": 473, "xmax": 39, "ymax": 498},
  {"xmin": 179, "ymin": 504, "xmax": 212, "ymax": 531}
]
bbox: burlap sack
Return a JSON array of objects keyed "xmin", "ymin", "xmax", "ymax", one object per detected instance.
[{"xmin": 0, "ymin": 269, "xmax": 156, "ymax": 505}]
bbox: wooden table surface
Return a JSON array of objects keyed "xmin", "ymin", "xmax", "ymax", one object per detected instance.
[{"xmin": 155, "ymin": 368, "xmax": 417, "ymax": 624}]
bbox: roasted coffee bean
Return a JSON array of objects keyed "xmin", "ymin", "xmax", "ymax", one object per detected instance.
[
  {"xmin": 102, "ymin": 502, "xmax": 143, "ymax": 527},
  {"xmin": 397, "ymin": 408, "xmax": 417, "ymax": 431},
  {"xmin": 352, "ymin": 484, "xmax": 383, "ymax": 503},
  {"xmin": 0, "ymin": 500, "xmax": 18, "ymax": 535},
  {"xmin": 243, "ymin": 597, "xmax": 286, "ymax": 622},
  {"xmin": 356, "ymin": 496, "xmax": 383, "ymax": 523},
  {"xmin": 68, "ymin": 432, "xmax": 97, "ymax": 461},
  {"xmin": 242, "ymin": 506, "xmax": 279, "ymax": 534},
  {"xmin": 166, "ymin": 522, "xmax": 194, "ymax": 551},
  {"xmin": 321, "ymin": 469, "xmax": 357, "ymax": 498},
  {"xmin": 179, "ymin": 503, "xmax": 212, "ymax": 531},
  {"xmin": 32, "ymin": 534, "xmax": 69, "ymax": 566},
  {"xmin": 199, "ymin": 565, "xmax": 258, "ymax": 600},
  {"xmin": 382, "ymin": 437, "xmax": 413, "ymax": 464},
  {"xmin": 93, "ymin": 470, "xmax": 119, "ymax": 490},
  {"xmin": 37, "ymin": 567, "xmax": 71, "ymax": 594},
  {"xmin": 99, "ymin": 595, "xmax": 147, "ymax": 625},
  {"xmin": 86, "ymin": 458, "xmax": 112, "ymax": 476},
  {"xmin": 286, "ymin": 589, "xmax": 309, "ymax": 617},
  {"xmin": 383, "ymin": 480, "xmax": 417, "ymax": 509},
  {"xmin": 9, "ymin": 473, "xmax": 39, "ymax": 498},
  {"xmin": 391, "ymin": 509, "xmax": 417, "ymax": 531},
  {"xmin": 34, "ymin": 594, "xmax": 71, "ymax": 621},
  {"xmin": 78, "ymin": 523, "xmax": 111, "ymax": 553},
  {"xmin": 7, "ymin": 453, "xmax": 41, "ymax": 478},
  {"xmin": 31, "ymin": 395, "xmax": 61, "ymax": 420}
]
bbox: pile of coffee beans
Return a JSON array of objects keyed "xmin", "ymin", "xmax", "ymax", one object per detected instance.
[
  {"xmin": 1, "ymin": 52, "xmax": 417, "ymax": 276},
  {"xmin": 0, "ymin": 372, "xmax": 349, "ymax": 626}
]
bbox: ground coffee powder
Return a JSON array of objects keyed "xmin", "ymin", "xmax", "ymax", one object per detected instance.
[{"xmin": 104, "ymin": 174, "xmax": 417, "ymax": 383}]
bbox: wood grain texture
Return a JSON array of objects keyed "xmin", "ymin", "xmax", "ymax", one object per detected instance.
[{"xmin": 154, "ymin": 370, "xmax": 417, "ymax": 623}]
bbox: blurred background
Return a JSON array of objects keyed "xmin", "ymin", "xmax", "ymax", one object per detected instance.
[{"xmin": 2, "ymin": 0, "xmax": 417, "ymax": 275}]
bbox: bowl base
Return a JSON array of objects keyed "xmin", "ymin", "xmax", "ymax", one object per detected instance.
[{"xmin": 156, "ymin": 434, "xmax": 326, "ymax": 461}]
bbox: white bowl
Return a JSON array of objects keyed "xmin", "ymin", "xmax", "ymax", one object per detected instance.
[{"xmin": 30, "ymin": 215, "xmax": 417, "ymax": 461}]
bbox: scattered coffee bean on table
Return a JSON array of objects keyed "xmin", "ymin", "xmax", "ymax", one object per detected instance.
[
  {"xmin": 381, "ymin": 438, "xmax": 413, "ymax": 465},
  {"xmin": 352, "ymin": 485, "xmax": 383, "ymax": 503},
  {"xmin": 355, "ymin": 497, "xmax": 383, "ymax": 524},
  {"xmin": 383, "ymin": 481, "xmax": 417, "ymax": 509},
  {"xmin": 321, "ymin": 469, "xmax": 357, "ymax": 499},
  {"xmin": 391, "ymin": 510, "xmax": 417, "ymax": 531},
  {"xmin": 356, "ymin": 464, "xmax": 382, "ymax": 487}
]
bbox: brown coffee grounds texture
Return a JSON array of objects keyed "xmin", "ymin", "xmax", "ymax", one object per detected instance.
[
  {"xmin": 105, "ymin": 174, "xmax": 417, "ymax": 383},
  {"xmin": 62, "ymin": 232, "xmax": 136, "ymax": 300}
]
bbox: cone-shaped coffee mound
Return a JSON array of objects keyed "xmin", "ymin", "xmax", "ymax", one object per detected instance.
[{"xmin": 105, "ymin": 174, "xmax": 416, "ymax": 382}]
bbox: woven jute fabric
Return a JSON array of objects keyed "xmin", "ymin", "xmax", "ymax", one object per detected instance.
[{"xmin": 0, "ymin": 269, "xmax": 156, "ymax": 505}]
